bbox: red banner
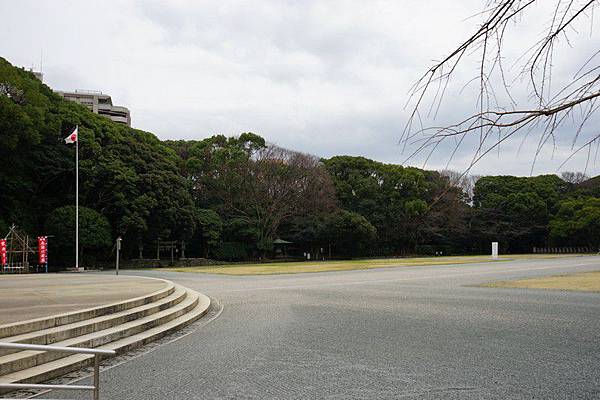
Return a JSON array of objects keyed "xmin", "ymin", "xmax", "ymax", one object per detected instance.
[
  {"xmin": 0, "ymin": 239, "xmax": 6, "ymax": 266},
  {"xmin": 38, "ymin": 236, "xmax": 47, "ymax": 264}
]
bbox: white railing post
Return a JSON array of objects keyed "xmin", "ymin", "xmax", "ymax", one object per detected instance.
[
  {"xmin": 0, "ymin": 342, "xmax": 115, "ymax": 399},
  {"xmin": 93, "ymin": 353, "xmax": 100, "ymax": 400}
]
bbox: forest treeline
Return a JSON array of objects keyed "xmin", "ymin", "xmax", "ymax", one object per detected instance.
[{"xmin": 1, "ymin": 57, "xmax": 599, "ymax": 267}]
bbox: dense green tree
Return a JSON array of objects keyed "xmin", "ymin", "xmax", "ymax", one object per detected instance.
[
  {"xmin": 284, "ymin": 213, "xmax": 329, "ymax": 256},
  {"xmin": 171, "ymin": 135, "xmax": 336, "ymax": 257},
  {"xmin": 213, "ymin": 217, "xmax": 260, "ymax": 260},
  {"xmin": 421, "ymin": 171, "xmax": 472, "ymax": 254},
  {"xmin": 45, "ymin": 206, "xmax": 112, "ymax": 266},
  {"xmin": 0, "ymin": 218, "xmax": 8, "ymax": 237},
  {"xmin": 471, "ymin": 175, "xmax": 567, "ymax": 252},
  {"xmin": 324, "ymin": 210, "xmax": 377, "ymax": 257},
  {"xmin": 194, "ymin": 209, "xmax": 222, "ymax": 257},
  {"xmin": 0, "ymin": 63, "xmax": 67, "ymax": 232},
  {"xmin": 0, "ymin": 57, "xmax": 196, "ymax": 264},
  {"xmin": 569, "ymin": 175, "xmax": 600, "ymax": 198},
  {"xmin": 323, "ymin": 156, "xmax": 465, "ymax": 254},
  {"xmin": 549, "ymin": 198, "xmax": 600, "ymax": 248},
  {"xmin": 473, "ymin": 175, "xmax": 566, "ymax": 212},
  {"xmin": 3, "ymin": 56, "xmax": 600, "ymax": 263}
]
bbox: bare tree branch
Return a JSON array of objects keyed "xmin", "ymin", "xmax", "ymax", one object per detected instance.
[{"xmin": 404, "ymin": 0, "xmax": 600, "ymax": 174}]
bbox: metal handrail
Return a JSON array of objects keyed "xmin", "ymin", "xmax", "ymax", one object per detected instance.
[{"xmin": 0, "ymin": 342, "xmax": 116, "ymax": 400}]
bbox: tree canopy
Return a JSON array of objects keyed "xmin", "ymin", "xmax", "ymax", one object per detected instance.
[
  {"xmin": 45, "ymin": 206, "xmax": 112, "ymax": 266},
  {"xmin": 0, "ymin": 57, "xmax": 195, "ymax": 264},
  {"xmin": 1, "ymin": 56, "xmax": 599, "ymax": 267}
]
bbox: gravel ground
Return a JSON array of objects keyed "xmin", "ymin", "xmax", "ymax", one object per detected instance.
[{"xmin": 44, "ymin": 256, "xmax": 600, "ymax": 399}]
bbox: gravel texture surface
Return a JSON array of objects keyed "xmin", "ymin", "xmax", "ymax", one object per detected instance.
[{"xmin": 45, "ymin": 256, "xmax": 600, "ymax": 399}]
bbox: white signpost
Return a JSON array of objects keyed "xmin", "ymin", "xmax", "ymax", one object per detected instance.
[{"xmin": 491, "ymin": 242, "xmax": 499, "ymax": 260}]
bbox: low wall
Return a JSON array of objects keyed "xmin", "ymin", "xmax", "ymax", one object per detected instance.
[
  {"xmin": 123, "ymin": 258, "xmax": 228, "ymax": 269},
  {"xmin": 533, "ymin": 247, "xmax": 597, "ymax": 254}
]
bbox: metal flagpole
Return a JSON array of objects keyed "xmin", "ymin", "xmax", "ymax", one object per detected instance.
[{"xmin": 75, "ymin": 125, "xmax": 79, "ymax": 271}]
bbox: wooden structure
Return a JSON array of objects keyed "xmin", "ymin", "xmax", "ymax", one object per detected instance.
[
  {"xmin": 1, "ymin": 224, "xmax": 40, "ymax": 273},
  {"xmin": 273, "ymin": 238, "xmax": 292, "ymax": 258}
]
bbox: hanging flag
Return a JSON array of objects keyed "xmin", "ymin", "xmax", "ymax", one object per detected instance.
[
  {"xmin": 38, "ymin": 236, "xmax": 48, "ymax": 264},
  {"xmin": 64, "ymin": 126, "xmax": 78, "ymax": 144},
  {"xmin": 0, "ymin": 239, "xmax": 6, "ymax": 266}
]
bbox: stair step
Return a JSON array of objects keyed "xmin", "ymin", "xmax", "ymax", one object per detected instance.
[
  {"xmin": 0, "ymin": 289, "xmax": 199, "ymax": 376},
  {"xmin": 0, "ymin": 286, "xmax": 188, "ymax": 353},
  {"xmin": 0, "ymin": 292, "xmax": 210, "ymax": 390},
  {"xmin": 0, "ymin": 279, "xmax": 175, "ymax": 339}
]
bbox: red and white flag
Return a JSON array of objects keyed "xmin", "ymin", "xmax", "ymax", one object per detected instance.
[
  {"xmin": 38, "ymin": 236, "xmax": 47, "ymax": 264},
  {"xmin": 64, "ymin": 126, "xmax": 78, "ymax": 144},
  {"xmin": 0, "ymin": 239, "xmax": 6, "ymax": 266}
]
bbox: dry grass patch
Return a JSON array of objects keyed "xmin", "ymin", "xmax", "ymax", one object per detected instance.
[
  {"xmin": 162, "ymin": 254, "xmax": 581, "ymax": 276},
  {"xmin": 482, "ymin": 270, "xmax": 600, "ymax": 292}
]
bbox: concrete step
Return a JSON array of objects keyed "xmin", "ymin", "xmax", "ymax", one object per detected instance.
[
  {"xmin": 0, "ymin": 287, "xmax": 200, "ymax": 376},
  {"xmin": 0, "ymin": 293, "xmax": 210, "ymax": 389},
  {"xmin": 0, "ymin": 286, "xmax": 188, "ymax": 352},
  {"xmin": 0, "ymin": 279, "xmax": 175, "ymax": 339}
]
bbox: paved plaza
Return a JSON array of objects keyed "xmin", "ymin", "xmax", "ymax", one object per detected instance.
[
  {"xmin": 0, "ymin": 274, "xmax": 167, "ymax": 325},
  {"xmin": 42, "ymin": 256, "xmax": 600, "ymax": 399}
]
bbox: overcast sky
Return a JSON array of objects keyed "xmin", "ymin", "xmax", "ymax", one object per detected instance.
[{"xmin": 1, "ymin": 0, "xmax": 599, "ymax": 176}]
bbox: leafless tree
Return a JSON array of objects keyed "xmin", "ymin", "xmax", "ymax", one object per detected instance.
[
  {"xmin": 561, "ymin": 170, "xmax": 590, "ymax": 183},
  {"xmin": 0, "ymin": 82, "xmax": 26, "ymax": 104},
  {"xmin": 404, "ymin": 0, "xmax": 600, "ymax": 176},
  {"xmin": 440, "ymin": 169, "xmax": 481, "ymax": 201},
  {"xmin": 209, "ymin": 144, "xmax": 337, "ymax": 255},
  {"xmin": 248, "ymin": 145, "xmax": 337, "ymax": 250},
  {"xmin": 186, "ymin": 135, "xmax": 336, "ymax": 255}
]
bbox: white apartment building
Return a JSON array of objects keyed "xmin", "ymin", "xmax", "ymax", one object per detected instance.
[{"xmin": 56, "ymin": 90, "xmax": 131, "ymax": 127}]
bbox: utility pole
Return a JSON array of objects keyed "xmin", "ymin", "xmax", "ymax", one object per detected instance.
[{"xmin": 115, "ymin": 237, "xmax": 122, "ymax": 275}]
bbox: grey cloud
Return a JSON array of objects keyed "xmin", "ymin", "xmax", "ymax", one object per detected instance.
[
  {"xmin": 135, "ymin": 0, "xmax": 408, "ymax": 84},
  {"xmin": 1, "ymin": 0, "xmax": 598, "ymax": 177}
]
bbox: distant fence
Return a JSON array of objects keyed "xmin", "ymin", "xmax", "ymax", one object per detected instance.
[
  {"xmin": 533, "ymin": 247, "xmax": 597, "ymax": 254},
  {"xmin": 121, "ymin": 258, "xmax": 229, "ymax": 269}
]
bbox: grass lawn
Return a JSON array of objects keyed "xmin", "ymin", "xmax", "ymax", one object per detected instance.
[
  {"xmin": 482, "ymin": 270, "xmax": 600, "ymax": 292},
  {"xmin": 161, "ymin": 253, "xmax": 581, "ymax": 276}
]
